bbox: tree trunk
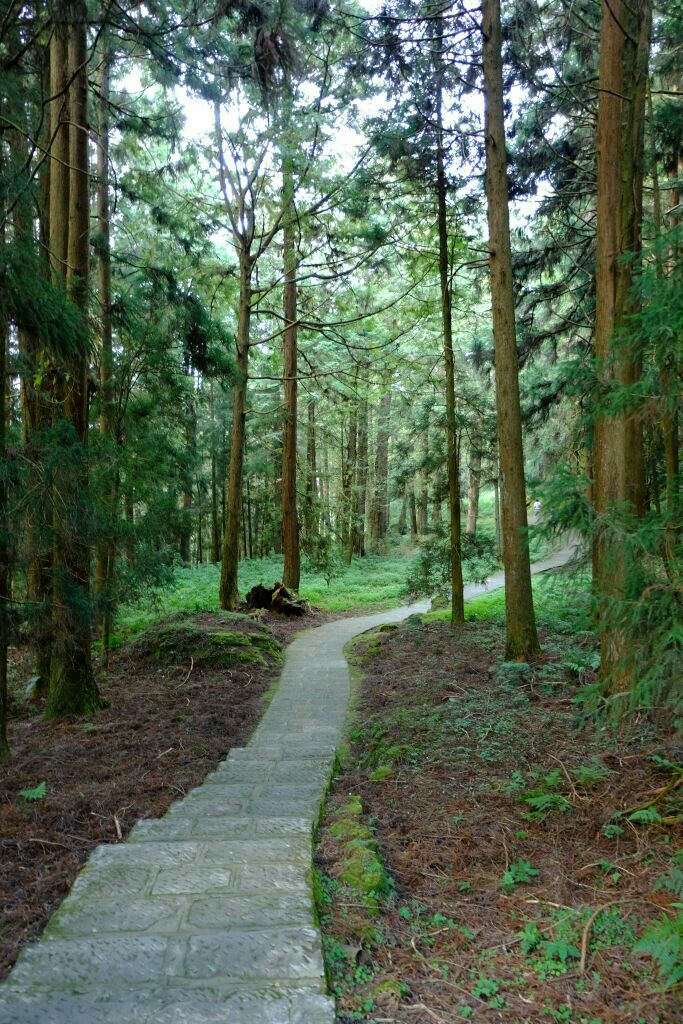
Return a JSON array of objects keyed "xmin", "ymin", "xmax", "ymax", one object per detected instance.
[
  {"xmin": 592, "ymin": 0, "xmax": 652, "ymax": 693},
  {"xmin": 493, "ymin": 475, "xmax": 502, "ymax": 558},
  {"xmin": 353, "ymin": 396, "xmax": 368, "ymax": 556},
  {"xmin": 482, "ymin": 0, "xmax": 539, "ymax": 660},
  {"xmin": 369, "ymin": 391, "xmax": 391, "ymax": 547},
  {"xmin": 417, "ymin": 428, "xmax": 429, "ymax": 534},
  {"xmin": 435, "ymin": 15, "xmax": 465, "ymax": 626},
  {"xmin": 47, "ymin": 4, "xmax": 100, "ymax": 716},
  {"xmin": 0, "ymin": 231, "xmax": 10, "ymax": 761},
  {"xmin": 281, "ymin": 151, "xmax": 300, "ymax": 589},
  {"xmin": 466, "ymin": 448, "xmax": 481, "ymax": 536},
  {"xmin": 304, "ymin": 397, "xmax": 318, "ymax": 542},
  {"xmin": 220, "ymin": 254, "xmax": 252, "ymax": 610},
  {"xmin": 12, "ymin": 75, "xmax": 51, "ymax": 692},
  {"xmin": 409, "ymin": 488, "xmax": 418, "ymax": 541},
  {"xmin": 94, "ymin": 41, "xmax": 118, "ymax": 665},
  {"xmin": 211, "ymin": 451, "xmax": 220, "ymax": 562},
  {"xmin": 345, "ymin": 402, "xmax": 358, "ymax": 563}
]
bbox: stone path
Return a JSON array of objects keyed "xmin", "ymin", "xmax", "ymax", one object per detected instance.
[{"xmin": 0, "ymin": 542, "xmax": 581, "ymax": 1024}]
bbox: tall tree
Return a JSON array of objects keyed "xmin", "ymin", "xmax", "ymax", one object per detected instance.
[
  {"xmin": 47, "ymin": 0, "xmax": 99, "ymax": 715},
  {"xmin": 593, "ymin": 0, "xmax": 652, "ymax": 692},
  {"xmin": 482, "ymin": 0, "xmax": 539, "ymax": 660}
]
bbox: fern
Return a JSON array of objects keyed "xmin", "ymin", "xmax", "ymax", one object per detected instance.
[{"xmin": 634, "ymin": 908, "xmax": 683, "ymax": 988}]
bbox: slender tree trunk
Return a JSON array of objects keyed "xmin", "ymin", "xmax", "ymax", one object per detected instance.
[
  {"xmin": 466, "ymin": 448, "xmax": 481, "ymax": 536},
  {"xmin": 482, "ymin": 0, "xmax": 539, "ymax": 660},
  {"xmin": 246, "ymin": 475, "xmax": 253, "ymax": 560},
  {"xmin": 409, "ymin": 489, "xmax": 418, "ymax": 541},
  {"xmin": 304, "ymin": 397, "xmax": 318, "ymax": 542},
  {"xmin": 398, "ymin": 488, "xmax": 408, "ymax": 535},
  {"xmin": 281, "ymin": 152, "xmax": 300, "ymax": 588},
  {"xmin": 211, "ymin": 452, "xmax": 220, "ymax": 562},
  {"xmin": 417, "ymin": 428, "xmax": 429, "ymax": 534},
  {"xmin": 322, "ymin": 443, "xmax": 331, "ymax": 532},
  {"xmin": 354, "ymin": 396, "xmax": 368, "ymax": 556},
  {"xmin": 435, "ymin": 17, "xmax": 465, "ymax": 625},
  {"xmin": 179, "ymin": 388, "xmax": 196, "ymax": 566},
  {"xmin": 592, "ymin": 0, "xmax": 652, "ymax": 692},
  {"xmin": 369, "ymin": 391, "xmax": 391, "ymax": 548},
  {"xmin": 220, "ymin": 254, "xmax": 252, "ymax": 610},
  {"xmin": 345, "ymin": 403, "xmax": 358, "ymax": 563},
  {"xmin": 94, "ymin": 42, "xmax": 118, "ymax": 665}
]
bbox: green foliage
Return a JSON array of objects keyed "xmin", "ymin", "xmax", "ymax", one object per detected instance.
[
  {"xmin": 501, "ymin": 858, "xmax": 538, "ymax": 892},
  {"xmin": 18, "ymin": 781, "xmax": 46, "ymax": 802},
  {"xmin": 634, "ymin": 908, "xmax": 683, "ymax": 988},
  {"xmin": 404, "ymin": 523, "xmax": 499, "ymax": 598}
]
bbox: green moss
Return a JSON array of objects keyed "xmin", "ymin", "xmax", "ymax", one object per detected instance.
[
  {"xmin": 341, "ymin": 843, "xmax": 387, "ymax": 905},
  {"xmin": 327, "ymin": 794, "xmax": 392, "ymax": 916},
  {"xmin": 369, "ymin": 765, "xmax": 393, "ymax": 782},
  {"xmin": 131, "ymin": 614, "xmax": 281, "ymax": 672}
]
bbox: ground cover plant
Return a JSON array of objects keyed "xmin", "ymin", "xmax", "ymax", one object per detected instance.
[
  {"xmin": 114, "ymin": 549, "xmax": 421, "ymax": 639},
  {"xmin": 314, "ymin": 572, "xmax": 682, "ymax": 1023},
  {"xmin": 0, "ymin": 607, "xmax": 329, "ymax": 981}
]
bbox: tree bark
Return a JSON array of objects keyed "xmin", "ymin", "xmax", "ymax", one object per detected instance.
[
  {"xmin": 466, "ymin": 448, "xmax": 481, "ymax": 536},
  {"xmin": 353, "ymin": 395, "xmax": 368, "ymax": 556},
  {"xmin": 482, "ymin": 0, "xmax": 539, "ymax": 659},
  {"xmin": 592, "ymin": 0, "xmax": 652, "ymax": 692},
  {"xmin": 220, "ymin": 254, "xmax": 252, "ymax": 610},
  {"xmin": 47, "ymin": 3, "xmax": 100, "ymax": 716},
  {"xmin": 281, "ymin": 151, "xmax": 300, "ymax": 589},
  {"xmin": 94, "ymin": 42, "xmax": 118, "ymax": 665},
  {"xmin": 304, "ymin": 397, "xmax": 318, "ymax": 542},
  {"xmin": 0, "ymin": 226, "xmax": 10, "ymax": 761},
  {"xmin": 435, "ymin": 14, "xmax": 464, "ymax": 626},
  {"xmin": 369, "ymin": 391, "xmax": 391, "ymax": 547},
  {"xmin": 345, "ymin": 402, "xmax": 358, "ymax": 563}
]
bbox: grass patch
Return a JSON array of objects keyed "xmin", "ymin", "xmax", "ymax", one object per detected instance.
[
  {"xmin": 115, "ymin": 549, "xmax": 420, "ymax": 639},
  {"xmin": 426, "ymin": 567, "xmax": 592, "ymax": 635}
]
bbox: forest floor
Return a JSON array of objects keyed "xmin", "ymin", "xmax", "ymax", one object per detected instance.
[
  {"xmin": 315, "ymin": 574, "xmax": 682, "ymax": 1024},
  {"xmin": 0, "ymin": 604, "xmax": 334, "ymax": 981}
]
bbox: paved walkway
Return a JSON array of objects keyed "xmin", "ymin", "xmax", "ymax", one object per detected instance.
[{"xmin": 0, "ymin": 543, "xmax": 581, "ymax": 1024}]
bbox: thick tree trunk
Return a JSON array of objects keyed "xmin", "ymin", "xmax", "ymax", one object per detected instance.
[
  {"xmin": 220, "ymin": 254, "xmax": 252, "ymax": 610},
  {"xmin": 47, "ymin": 4, "xmax": 100, "ymax": 716},
  {"xmin": 466, "ymin": 448, "xmax": 481, "ymax": 536},
  {"xmin": 482, "ymin": 0, "xmax": 539, "ymax": 660},
  {"xmin": 592, "ymin": 0, "xmax": 652, "ymax": 692},
  {"xmin": 281, "ymin": 154, "xmax": 300, "ymax": 589},
  {"xmin": 435, "ymin": 18, "xmax": 465, "ymax": 626}
]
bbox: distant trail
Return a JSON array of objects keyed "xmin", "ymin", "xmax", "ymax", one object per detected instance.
[
  {"xmin": 0, "ymin": 542, "xmax": 582, "ymax": 1024},
  {"xmin": 463, "ymin": 536, "xmax": 584, "ymax": 603}
]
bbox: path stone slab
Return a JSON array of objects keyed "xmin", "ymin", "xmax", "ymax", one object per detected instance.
[{"xmin": 0, "ymin": 597, "xmax": 434, "ymax": 1022}]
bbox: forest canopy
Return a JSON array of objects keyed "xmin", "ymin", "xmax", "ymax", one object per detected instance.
[{"xmin": 0, "ymin": 0, "xmax": 680, "ymax": 757}]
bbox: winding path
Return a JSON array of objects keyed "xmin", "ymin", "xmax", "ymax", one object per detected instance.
[{"xmin": 0, "ymin": 542, "xmax": 580, "ymax": 1024}]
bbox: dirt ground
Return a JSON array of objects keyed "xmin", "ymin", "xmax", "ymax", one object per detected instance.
[
  {"xmin": 316, "ymin": 618, "xmax": 681, "ymax": 1024},
  {"xmin": 0, "ymin": 605, "xmax": 331, "ymax": 981}
]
